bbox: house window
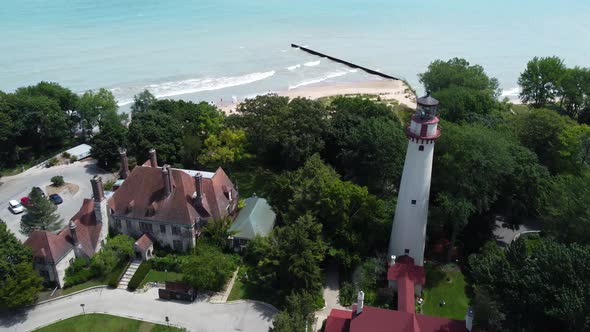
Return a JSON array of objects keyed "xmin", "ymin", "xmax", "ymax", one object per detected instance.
[
  {"xmin": 173, "ymin": 240, "xmax": 183, "ymax": 251},
  {"xmin": 172, "ymin": 226, "xmax": 180, "ymax": 235},
  {"xmin": 418, "ymin": 145, "xmax": 424, "ymax": 151},
  {"xmin": 411, "ymin": 200, "xmax": 416, "ymax": 205},
  {"xmin": 160, "ymin": 225, "xmax": 166, "ymax": 233},
  {"xmin": 140, "ymin": 222, "xmax": 153, "ymax": 233},
  {"xmin": 126, "ymin": 219, "xmax": 131, "ymax": 229},
  {"xmin": 115, "ymin": 219, "xmax": 121, "ymax": 229}
]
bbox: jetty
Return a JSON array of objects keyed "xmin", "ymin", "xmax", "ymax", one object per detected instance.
[{"xmin": 291, "ymin": 44, "xmax": 401, "ymax": 81}]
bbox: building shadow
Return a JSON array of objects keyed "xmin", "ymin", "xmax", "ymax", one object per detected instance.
[{"xmin": 0, "ymin": 307, "xmax": 31, "ymax": 328}]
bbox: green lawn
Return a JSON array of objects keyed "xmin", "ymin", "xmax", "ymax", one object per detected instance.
[
  {"xmin": 35, "ymin": 313, "xmax": 183, "ymax": 332},
  {"xmin": 422, "ymin": 264, "xmax": 468, "ymax": 320},
  {"xmin": 139, "ymin": 269, "xmax": 184, "ymax": 289},
  {"xmin": 226, "ymin": 265, "xmax": 280, "ymax": 307}
]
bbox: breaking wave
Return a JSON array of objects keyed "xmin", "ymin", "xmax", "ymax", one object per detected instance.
[
  {"xmin": 303, "ymin": 60, "xmax": 321, "ymax": 67},
  {"xmin": 114, "ymin": 70, "xmax": 276, "ymax": 106},
  {"xmin": 287, "ymin": 64, "xmax": 301, "ymax": 71},
  {"xmin": 288, "ymin": 70, "xmax": 351, "ymax": 90}
]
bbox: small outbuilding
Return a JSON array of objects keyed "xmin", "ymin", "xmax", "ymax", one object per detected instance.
[
  {"xmin": 229, "ymin": 196, "xmax": 276, "ymax": 251},
  {"xmin": 158, "ymin": 281, "xmax": 196, "ymax": 302},
  {"xmin": 64, "ymin": 144, "xmax": 92, "ymax": 161},
  {"xmin": 134, "ymin": 233, "xmax": 154, "ymax": 261}
]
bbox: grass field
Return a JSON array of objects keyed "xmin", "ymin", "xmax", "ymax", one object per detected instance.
[
  {"xmin": 35, "ymin": 313, "xmax": 183, "ymax": 332},
  {"xmin": 227, "ymin": 265, "xmax": 280, "ymax": 307},
  {"xmin": 422, "ymin": 264, "xmax": 469, "ymax": 320},
  {"xmin": 139, "ymin": 270, "xmax": 184, "ymax": 289}
]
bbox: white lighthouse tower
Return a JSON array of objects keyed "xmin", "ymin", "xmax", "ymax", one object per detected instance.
[{"xmin": 388, "ymin": 93, "xmax": 441, "ymax": 267}]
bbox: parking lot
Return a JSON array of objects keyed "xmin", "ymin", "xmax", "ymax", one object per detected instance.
[{"xmin": 0, "ymin": 160, "xmax": 115, "ymax": 241}]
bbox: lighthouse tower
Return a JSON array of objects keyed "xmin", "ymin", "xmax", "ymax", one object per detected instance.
[{"xmin": 388, "ymin": 93, "xmax": 441, "ymax": 267}]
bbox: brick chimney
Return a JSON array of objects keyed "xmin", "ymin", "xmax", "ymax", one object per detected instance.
[
  {"xmin": 194, "ymin": 172, "xmax": 203, "ymax": 205},
  {"xmin": 119, "ymin": 147, "xmax": 129, "ymax": 179},
  {"xmin": 69, "ymin": 220, "xmax": 78, "ymax": 246},
  {"xmin": 91, "ymin": 176, "xmax": 104, "ymax": 202},
  {"xmin": 149, "ymin": 148, "xmax": 158, "ymax": 167},
  {"xmin": 356, "ymin": 291, "xmax": 365, "ymax": 315},
  {"xmin": 162, "ymin": 165, "xmax": 172, "ymax": 197}
]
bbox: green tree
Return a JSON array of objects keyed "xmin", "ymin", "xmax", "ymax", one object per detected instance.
[
  {"xmin": 539, "ymin": 174, "xmax": 590, "ymax": 244},
  {"xmin": 432, "ymin": 85, "xmax": 503, "ymax": 123},
  {"xmin": 20, "ymin": 188, "xmax": 63, "ymax": 235},
  {"xmin": 104, "ymin": 235, "xmax": 135, "ymax": 260},
  {"xmin": 248, "ymin": 214, "xmax": 325, "ymax": 297},
  {"xmin": 518, "ymin": 56, "xmax": 566, "ymax": 108},
  {"xmin": 130, "ymin": 89, "xmax": 157, "ymax": 114},
  {"xmin": 181, "ymin": 244, "xmax": 237, "ymax": 291},
  {"xmin": 511, "ymin": 108, "xmax": 575, "ymax": 172},
  {"xmin": 91, "ymin": 108, "xmax": 129, "ymax": 170},
  {"xmin": 269, "ymin": 291, "xmax": 317, "ymax": 332},
  {"xmin": 269, "ymin": 155, "xmax": 390, "ymax": 268},
  {"xmin": 128, "ymin": 110, "xmax": 183, "ymax": 165},
  {"xmin": 78, "ymin": 88, "xmax": 118, "ymax": 140},
  {"xmin": 51, "ymin": 175, "xmax": 64, "ymax": 186},
  {"xmin": 202, "ymin": 216, "xmax": 236, "ymax": 249},
  {"xmin": 556, "ymin": 124, "xmax": 590, "ymax": 174},
  {"xmin": 89, "ymin": 248, "xmax": 118, "ymax": 277},
  {"xmin": 0, "ymin": 222, "xmax": 43, "ymax": 308},
  {"xmin": 468, "ymin": 238, "xmax": 590, "ymax": 331},
  {"xmin": 325, "ymin": 96, "xmax": 406, "ymax": 196},
  {"xmin": 198, "ymin": 128, "xmax": 250, "ymax": 170},
  {"xmin": 419, "ymin": 57, "xmax": 500, "ymax": 95},
  {"xmin": 558, "ymin": 67, "xmax": 590, "ymax": 119},
  {"xmin": 233, "ymin": 95, "xmax": 328, "ymax": 170}
]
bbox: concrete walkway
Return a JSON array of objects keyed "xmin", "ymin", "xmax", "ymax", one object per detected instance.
[
  {"xmin": 0, "ymin": 287, "xmax": 276, "ymax": 332},
  {"xmin": 117, "ymin": 260, "xmax": 141, "ymax": 289},
  {"xmin": 315, "ymin": 262, "xmax": 345, "ymax": 331},
  {"xmin": 210, "ymin": 268, "xmax": 239, "ymax": 303}
]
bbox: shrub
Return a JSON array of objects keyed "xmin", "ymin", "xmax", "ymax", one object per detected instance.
[
  {"xmin": 103, "ymin": 179, "xmax": 115, "ymax": 191},
  {"xmin": 108, "ymin": 260, "xmax": 131, "ymax": 288},
  {"xmin": 89, "ymin": 249, "xmax": 118, "ymax": 277},
  {"xmin": 338, "ymin": 282, "xmax": 355, "ymax": 306},
  {"xmin": 69, "ymin": 156, "xmax": 78, "ymax": 163},
  {"xmin": 61, "ymin": 152, "xmax": 71, "ymax": 159},
  {"xmin": 182, "ymin": 244, "xmax": 237, "ymax": 291},
  {"xmin": 46, "ymin": 157, "xmax": 59, "ymax": 167},
  {"xmin": 64, "ymin": 258, "xmax": 93, "ymax": 288},
  {"xmin": 128, "ymin": 261, "xmax": 151, "ymax": 291},
  {"xmin": 51, "ymin": 175, "xmax": 65, "ymax": 186},
  {"xmin": 151, "ymin": 255, "xmax": 183, "ymax": 273}
]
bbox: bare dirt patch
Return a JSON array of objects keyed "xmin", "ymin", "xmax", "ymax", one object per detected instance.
[{"xmin": 45, "ymin": 182, "xmax": 79, "ymax": 195}]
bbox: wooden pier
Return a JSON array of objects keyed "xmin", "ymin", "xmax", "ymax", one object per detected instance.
[{"xmin": 291, "ymin": 43, "xmax": 401, "ymax": 81}]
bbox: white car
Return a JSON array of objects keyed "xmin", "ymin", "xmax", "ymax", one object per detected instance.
[{"xmin": 8, "ymin": 200, "xmax": 24, "ymax": 214}]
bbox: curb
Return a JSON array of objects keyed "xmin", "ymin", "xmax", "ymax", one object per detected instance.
[
  {"xmin": 219, "ymin": 299, "xmax": 279, "ymax": 313},
  {"xmin": 34, "ymin": 285, "xmax": 109, "ymax": 306},
  {"xmin": 27, "ymin": 311, "xmax": 188, "ymax": 332}
]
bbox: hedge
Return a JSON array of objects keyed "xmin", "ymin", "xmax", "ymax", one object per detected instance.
[
  {"xmin": 108, "ymin": 260, "xmax": 131, "ymax": 288},
  {"xmin": 150, "ymin": 255, "xmax": 183, "ymax": 273},
  {"xmin": 127, "ymin": 261, "xmax": 151, "ymax": 291}
]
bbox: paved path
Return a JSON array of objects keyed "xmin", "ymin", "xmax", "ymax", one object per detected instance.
[
  {"xmin": 0, "ymin": 160, "xmax": 114, "ymax": 241},
  {"xmin": 0, "ymin": 287, "xmax": 276, "ymax": 332},
  {"xmin": 315, "ymin": 262, "xmax": 345, "ymax": 331}
]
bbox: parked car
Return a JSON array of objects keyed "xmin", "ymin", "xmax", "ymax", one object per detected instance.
[
  {"xmin": 49, "ymin": 194, "xmax": 63, "ymax": 205},
  {"xmin": 9, "ymin": 200, "xmax": 25, "ymax": 214},
  {"xmin": 20, "ymin": 196, "xmax": 31, "ymax": 207},
  {"xmin": 32, "ymin": 187, "xmax": 46, "ymax": 198}
]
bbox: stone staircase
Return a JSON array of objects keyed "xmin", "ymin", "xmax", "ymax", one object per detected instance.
[{"xmin": 117, "ymin": 259, "xmax": 142, "ymax": 289}]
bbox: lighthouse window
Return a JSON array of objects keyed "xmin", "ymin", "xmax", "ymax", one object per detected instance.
[
  {"xmin": 404, "ymin": 249, "xmax": 410, "ymax": 254},
  {"xmin": 418, "ymin": 145, "xmax": 424, "ymax": 151},
  {"xmin": 411, "ymin": 200, "xmax": 416, "ymax": 205}
]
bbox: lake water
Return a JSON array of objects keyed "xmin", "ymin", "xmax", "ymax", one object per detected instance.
[{"xmin": 1, "ymin": 0, "xmax": 589, "ymax": 106}]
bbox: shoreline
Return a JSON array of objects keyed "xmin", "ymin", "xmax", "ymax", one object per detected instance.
[{"xmin": 218, "ymin": 79, "xmax": 416, "ymax": 114}]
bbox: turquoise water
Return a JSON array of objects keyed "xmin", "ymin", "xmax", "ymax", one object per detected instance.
[{"xmin": 1, "ymin": 0, "xmax": 589, "ymax": 105}]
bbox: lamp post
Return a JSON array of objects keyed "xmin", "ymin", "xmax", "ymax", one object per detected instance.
[
  {"xmin": 165, "ymin": 316, "xmax": 169, "ymax": 328},
  {"xmin": 80, "ymin": 303, "xmax": 85, "ymax": 315},
  {"xmin": 165, "ymin": 269, "xmax": 168, "ymax": 283}
]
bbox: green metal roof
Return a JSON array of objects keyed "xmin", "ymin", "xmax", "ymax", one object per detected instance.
[{"xmin": 230, "ymin": 197, "xmax": 276, "ymax": 240}]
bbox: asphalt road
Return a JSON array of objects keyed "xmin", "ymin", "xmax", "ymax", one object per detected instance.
[
  {"xmin": 0, "ymin": 160, "xmax": 115, "ymax": 241},
  {"xmin": 0, "ymin": 288, "xmax": 276, "ymax": 332}
]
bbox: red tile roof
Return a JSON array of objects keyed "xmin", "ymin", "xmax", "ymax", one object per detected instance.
[
  {"xmin": 135, "ymin": 233, "xmax": 153, "ymax": 251},
  {"xmin": 108, "ymin": 165, "xmax": 236, "ymax": 225},
  {"xmin": 25, "ymin": 199, "xmax": 102, "ymax": 262},
  {"xmin": 325, "ymin": 309, "xmax": 352, "ymax": 332},
  {"xmin": 325, "ymin": 306, "xmax": 465, "ymax": 332}
]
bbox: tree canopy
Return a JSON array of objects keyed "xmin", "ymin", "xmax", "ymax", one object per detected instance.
[
  {"xmin": 518, "ymin": 56, "xmax": 566, "ymax": 108},
  {"xmin": 0, "ymin": 222, "xmax": 43, "ymax": 308},
  {"xmin": 20, "ymin": 188, "xmax": 63, "ymax": 234}
]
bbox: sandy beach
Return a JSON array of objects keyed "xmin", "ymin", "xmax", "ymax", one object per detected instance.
[{"xmin": 219, "ymin": 79, "xmax": 416, "ymax": 114}]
